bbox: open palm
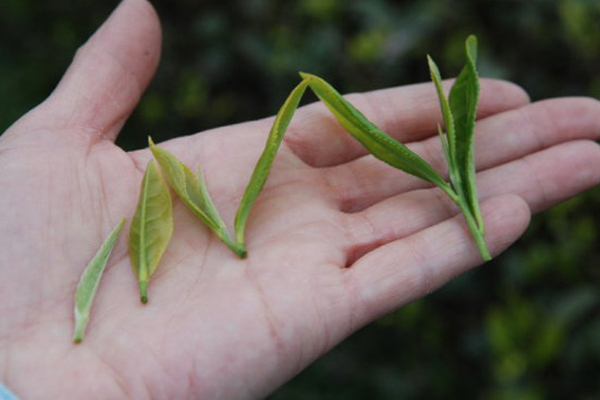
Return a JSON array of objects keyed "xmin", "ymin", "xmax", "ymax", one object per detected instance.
[{"xmin": 1, "ymin": 1, "xmax": 600, "ymax": 399}]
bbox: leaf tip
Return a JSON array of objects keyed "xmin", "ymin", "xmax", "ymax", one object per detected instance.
[
  {"xmin": 465, "ymin": 35, "xmax": 478, "ymax": 62},
  {"xmin": 427, "ymin": 55, "xmax": 442, "ymax": 83},
  {"xmin": 298, "ymin": 72, "xmax": 316, "ymax": 83},
  {"xmin": 466, "ymin": 34, "xmax": 477, "ymax": 45},
  {"xmin": 148, "ymin": 137, "xmax": 163, "ymax": 162}
]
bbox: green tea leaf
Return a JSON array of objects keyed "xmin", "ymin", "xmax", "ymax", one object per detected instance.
[
  {"xmin": 149, "ymin": 138, "xmax": 217, "ymax": 230},
  {"xmin": 300, "ymin": 72, "xmax": 451, "ymax": 193},
  {"xmin": 448, "ymin": 35, "xmax": 483, "ymax": 232},
  {"xmin": 234, "ymin": 78, "xmax": 310, "ymax": 247},
  {"xmin": 429, "ymin": 35, "xmax": 489, "ymax": 261},
  {"xmin": 437, "ymin": 123, "xmax": 452, "ymax": 173},
  {"xmin": 73, "ymin": 217, "xmax": 126, "ymax": 343},
  {"xmin": 149, "ymin": 138, "xmax": 244, "ymax": 257},
  {"xmin": 428, "ymin": 55, "xmax": 457, "ymax": 180},
  {"xmin": 129, "ymin": 160, "xmax": 174, "ymax": 303}
]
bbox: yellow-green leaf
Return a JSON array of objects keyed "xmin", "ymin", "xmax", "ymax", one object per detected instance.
[
  {"xmin": 149, "ymin": 138, "xmax": 244, "ymax": 257},
  {"xmin": 73, "ymin": 217, "xmax": 126, "ymax": 343},
  {"xmin": 129, "ymin": 160, "xmax": 174, "ymax": 303}
]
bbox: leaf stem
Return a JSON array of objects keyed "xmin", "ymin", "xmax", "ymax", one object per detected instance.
[
  {"xmin": 140, "ymin": 280, "xmax": 148, "ymax": 304},
  {"xmin": 439, "ymin": 182, "xmax": 460, "ymax": 204},
  {"xmin": 72, "ymin": 313, "xmax": 88, "ymax": 343},
  {"xmin": 218, "ymin": 230, "xmax": 247, "ymax": 258},
  {"xmin": 456, "ymin": 198, "xmax": 491, "ymax": 261},
  {"xmin": 208, "ymin": 228, "xmax": 247, "ymax": 258}
]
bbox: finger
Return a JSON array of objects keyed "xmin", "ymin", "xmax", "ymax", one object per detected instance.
[
  {"xmin": 29, "ymin": 0, "xmax": 161, "ymax": 143},
  {"xmin": 340, "ymin": 140, "xmax": 600, "ymax": 265},
  {"xmin": 342, "ymin": 140, "xmax": 600, "ymax": 265},
  {"xmin": 324, "ymin": 97, "xmax": 600, "ymax": 212},
  {"xmin": 345, "ymin": 194, "xmax": 530, "ymax": 323},
  {"xmin": 479, "ymin": 140, "xmax": 600, "ymax": 212},
  {"xmin": 283, "ymin": 78, "xmax": 530, "ymax": 167}
]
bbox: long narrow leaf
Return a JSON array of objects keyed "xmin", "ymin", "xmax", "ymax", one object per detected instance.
[
  {"xmin": 437, "ymin": 124, "xmax": 452, "ymax": 175},
  {"xmin": 428, "ymin": 56, "xmax": 458, "ymax": 182},
  {"xmin": 129, "ymin": 160, "xmax": 173, "ymax": 303},
  {"xmin": 73, "ymin": 217, "xmax": 126, "ymax": 343},
  {"xmin": 301, "ymin": 72, "xmax": 451, "ymax": 193},
  {"xmin": 234, "ymin": 79, "xmax": 310, "ymax": 248}
]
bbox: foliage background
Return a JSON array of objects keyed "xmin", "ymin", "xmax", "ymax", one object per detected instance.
[{"xmin": 1, "ymin": 0, "xmax": 599, "ymax": 398}]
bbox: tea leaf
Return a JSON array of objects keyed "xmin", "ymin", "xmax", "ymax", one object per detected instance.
[
  {"xmin": 437, "ymin": 124, "xmax": 452, "ymax": 173},
  {"xmin": 300, "ymin": 72, "xmax": 452, "ymax": 194},
  {"xmin": 428, "ymin": 35, "xmax": 490, "ymax": 261},
  {"xmin": 73, "ymin": 217, "xmax": 126, "ymax": 343},
  {"xmin": 428, "ymin": 55, "xmax": 457, "ymax": 180},
  {"xmin": 149, "ymin": 138, "xmax": 244, "ymax": 257},
  {"xmin": 129, "ymin": 160, "xmax": 174, "ymax": 303},
  {"xmin": 234, "ymin": 78, "xmax": 310, "ymax": 247},
  {"xmin": 448, "ymin": 35, "xmax": 484, "ymax": 232}
]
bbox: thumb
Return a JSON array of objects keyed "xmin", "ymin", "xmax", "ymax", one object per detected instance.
[{"xmin": 20, "ymin": 0, "xmax": 162, "ymax": 143}]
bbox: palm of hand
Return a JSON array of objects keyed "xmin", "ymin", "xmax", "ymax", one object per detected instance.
[
  {"xmin": 0, "ymin": 118, "xmax": 363, "ymax": 399},
  {"xmin": 2, "ymin": 1, "xmax": 600, "ymax": 399}
]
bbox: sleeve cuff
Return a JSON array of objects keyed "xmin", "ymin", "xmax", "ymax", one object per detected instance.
[{"xmin": 0, "ymin": 383, "xmax": 20, "ymax": 400}]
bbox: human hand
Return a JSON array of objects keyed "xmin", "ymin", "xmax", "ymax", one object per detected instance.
[{"xmin": 1, "ymin": 0, "xmax": 599, "ymax": 399}]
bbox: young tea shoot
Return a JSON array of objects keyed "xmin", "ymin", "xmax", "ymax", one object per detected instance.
[
  {"xmin": 73, "ymin": 217, "xmax": 126, "ymax": 343},
  {"xmin": 427, "ymin": 35, "xmax": 489, "ymax": 260},
  {"xmin": 300, "ymin": 36, "xmax": 490, "ymax": 260},
  {"xmin": 129, "ymin": 160, "xmax": 174, "ymax": 303},
  {"xmin": 149, "ymin": 138, "xmax": 244, "ymax": 257},
  {"xmin": 299, "ymin": 72, "xmax": 454, "ymax": 196}
]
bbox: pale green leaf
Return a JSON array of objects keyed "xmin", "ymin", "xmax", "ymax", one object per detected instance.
[
  {"xmin": 149, "ymin": 138, "xmax": 244, "ymax": 257},
  {"xmin": 73, "ymin": 217, "xmax": 126, "ymax": 343},
  {"xmin": 129, "ymin": 160, "xmax": 173, "ymax": 303},
  {"xmin": 149, "ymin": 138, "xmax": 218, "ymax": 230}
]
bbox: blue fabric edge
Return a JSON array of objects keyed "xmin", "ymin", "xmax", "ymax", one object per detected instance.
[{"xmin": 0, "ymin": 382, "xmax": 20, "ymax": 400}]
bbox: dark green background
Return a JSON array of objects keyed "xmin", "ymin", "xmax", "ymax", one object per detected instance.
[{"xmin": 2, "ymin": 0, "xmax": 599, "ymax": 399}]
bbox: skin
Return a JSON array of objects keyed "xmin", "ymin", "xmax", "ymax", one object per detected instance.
[{"xmin": 1, "ymin": 0, "xmax": 600, "ymax": 399}]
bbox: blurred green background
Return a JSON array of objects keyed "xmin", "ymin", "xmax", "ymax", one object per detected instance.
[{"xmin": 2, "ymin": 0, "xmax": 600, "ymax": 398}]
